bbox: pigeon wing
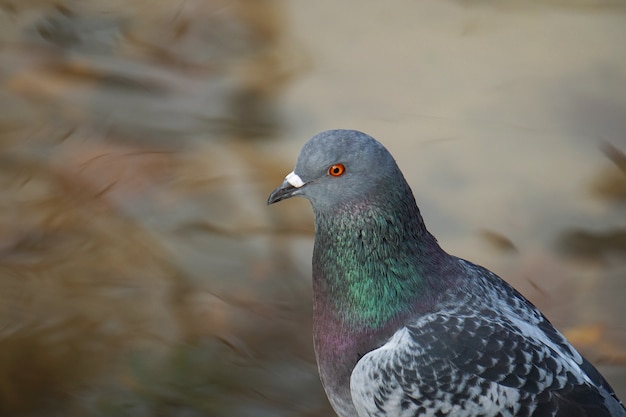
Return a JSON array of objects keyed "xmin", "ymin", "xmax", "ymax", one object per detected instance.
[{"xmin": 350, "ymin": 309, "xmax": 620, "ymax": 417}]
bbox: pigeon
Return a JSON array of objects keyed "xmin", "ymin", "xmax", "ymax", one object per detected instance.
[{"xmin": 267, "ymin": 129, "xmax": 626, "ymax": 417}]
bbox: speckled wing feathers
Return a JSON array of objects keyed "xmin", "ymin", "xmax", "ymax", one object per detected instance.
[{"xmin": 350, "ymin": 263, "xmax": 620, "ymax": 417}]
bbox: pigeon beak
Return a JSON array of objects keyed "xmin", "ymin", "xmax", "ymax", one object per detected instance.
[
  {"xmin": 267, "ymin": 180, "xmax": 297, "ymax": 205},
  {"xmin": 267, "ymin": 171, "xmax": 305, "ymax": 205}
]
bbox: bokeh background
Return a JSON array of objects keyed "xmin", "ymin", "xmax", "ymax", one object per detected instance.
[{"xmin": 0, "ymin": 0, "xmax": 625, "ymax": 416}]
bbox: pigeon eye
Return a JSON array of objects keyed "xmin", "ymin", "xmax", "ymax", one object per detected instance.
[{"xmin": 328, "ymin": 164, "xmax": 346, "ymax": 177}]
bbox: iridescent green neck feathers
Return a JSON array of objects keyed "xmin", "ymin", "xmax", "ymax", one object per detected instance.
[{"xmin": 312, "ymin": 190, "xmax": 437, "ymax": 330}]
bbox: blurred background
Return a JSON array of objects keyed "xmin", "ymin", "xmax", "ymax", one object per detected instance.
[{"xmin": 0, "ymin": 0, "xmax": 625, "ymax": 416}]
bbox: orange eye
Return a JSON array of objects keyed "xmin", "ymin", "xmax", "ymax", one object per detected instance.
[{"xmin": 328, "ymin": 163, "xmax": 345, "ymax": 177}]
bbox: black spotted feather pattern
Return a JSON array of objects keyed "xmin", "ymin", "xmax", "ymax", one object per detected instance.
[{"xmin": 350, "ymin": 260, "xmax": 625, "ymax": 417}]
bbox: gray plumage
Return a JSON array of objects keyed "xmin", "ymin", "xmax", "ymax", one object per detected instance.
[{"xmin": 268, "ymin": 129, "xmax": 626, "ymax": 417}]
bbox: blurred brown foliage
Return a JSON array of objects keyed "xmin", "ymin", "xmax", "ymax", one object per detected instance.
[{"xmin": 0, "ymin": 1, "xmax": 330, "ymax": 416}]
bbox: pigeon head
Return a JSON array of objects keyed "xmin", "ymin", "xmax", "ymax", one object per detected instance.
[
  {"xmin": 267, "ymin": 128, "xmax": 436, "ymax": 330},
  {"xmin": 267, "ymin": 129, "xmax": 405, "ymax": 211}
]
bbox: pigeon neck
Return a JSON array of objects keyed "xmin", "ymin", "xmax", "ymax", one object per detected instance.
[{"xmin": 311, "ymin": 189, "xmax": 441, "ymax": 333}]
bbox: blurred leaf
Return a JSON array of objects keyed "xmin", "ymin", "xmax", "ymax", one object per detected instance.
[
  {"xmin": 479, "ymin": 229, "xmax": 518, "ymax": 253},
  {"xmin": 555, "ymin": 228, "xmax": 626, "ymax": 262},
  {"xmin": 589, "ymin": 143, "xmax": 626, "ymax": 203},
  {"xmin": 564, "ymin": 323, "xmax": 626, "ymax": 366}
]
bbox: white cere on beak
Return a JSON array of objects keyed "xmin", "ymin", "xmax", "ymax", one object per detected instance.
[{"xmin": 286, "ymin": 171, "xmax": 305, "ymax": 188}]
